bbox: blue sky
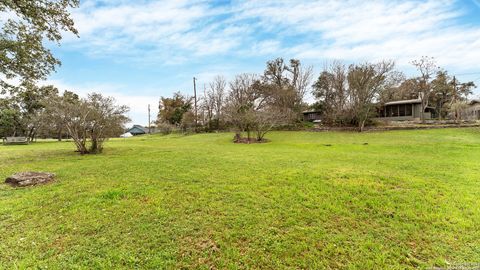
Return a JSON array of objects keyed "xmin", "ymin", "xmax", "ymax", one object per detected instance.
[{"xmin": 46, "ymin": 0, "xmax": 480, "ymax": 125}]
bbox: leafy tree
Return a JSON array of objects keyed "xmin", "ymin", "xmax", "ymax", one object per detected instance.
[
  {"xmin": 39, "ymin": 89, "xmax": 79, "ymax": 140},
  {"xmin": 16, "ymin": 82, "xmax": 59, "ymax": 141},
  {"xmin": 0, "ymin": 98, "xmax": 21, "ymax": 137},
  {"xmin": 47, "ymin": 93, "xmax": 129, "ymax": 154},
  {"xmin": 431, "ymin": 71, "xmax": 454, "ymax": 120},
  {"xmin": 430, "ymin": 71, "xmax": 475, "ymax": 120},
  {"xmin": 0, "ymin": 82, "xmax": 59, "ymax": 140},
  {"xmin": 0, "ymin": 0, "xmax": 79, "ymax": 90},
  {"xmin": 156, "ymin": 92, "xmax": 192, "ymax": 125}
]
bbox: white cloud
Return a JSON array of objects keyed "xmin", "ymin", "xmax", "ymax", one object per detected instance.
[
  {"xmin": 232, "ymin": 0, "xmax": 480, "ymax": 71},
  {"xmin": 64, "ymin": 0, "xmax": 241, "ymax": 62},
  {"xmin": 63, "ymin": 0, "xmax": 480, "ymax": 72}
]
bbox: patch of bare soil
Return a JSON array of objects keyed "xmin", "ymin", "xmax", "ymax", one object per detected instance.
[
  {"xmin": 233, "ymin": 137, "xmax": 269, "ymax": 144},
  {"xmin": 233, "ymin": 134, "xmax": 269, "ymax": 144}
]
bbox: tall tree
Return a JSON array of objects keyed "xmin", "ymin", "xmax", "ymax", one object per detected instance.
[
  {"xmin": 411, "ymin": 56, "xmax": 440, "ymax": 122},
  {"xmin": 347, "ymin": 60, "xmax": 396, "ymax": 132},
  {"xmin": 259, "ymin": 58, "xmax": 313, "ymax": 121},
  {"xmin": 312, "ymin": 61, "xmax": 348, "ymax": 125},
  {"xmin": 225, "ymin": 73, "xmax": 286, "ymax": 142},
  {"xmin": 202, "ymin": 75, "xmax": 226, "ymax": 131},
  {"xmin": 225, "ymin": 74, "xmax": 260, "ymax": 141},
  {"xmin": 431, "ymin": 71, "xmax": 454, "ymax": 120},
  {"xmin": 0, "ymin": 0, "xmax": 79, "ymax": 90},
  {"xmin": 0, "ymin": 97, "xmax": 21, "ymax": 137},
  {"xmin": 156, "ymin": 92, "xmax": 192, "ymax": 125},
  {"xmin": 39, "ymin": 89, "xmax": 79, "ymax": 140}
]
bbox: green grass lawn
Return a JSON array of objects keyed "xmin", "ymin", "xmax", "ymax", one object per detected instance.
[{"xmin": 0, "ymin": 129, "xmax": 479, "ymax": 269}]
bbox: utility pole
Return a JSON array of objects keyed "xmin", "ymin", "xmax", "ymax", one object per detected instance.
[
  {"xmin": 193, "ymin": 77, "xmax": 198, "ymax": 132},
  {"xmin": 452, "ymin": 76, "xmax": 458, "ymax": 121},
  {"xmin": 148, "ymin": 104, "xmax": 151, "ymax": 134}
]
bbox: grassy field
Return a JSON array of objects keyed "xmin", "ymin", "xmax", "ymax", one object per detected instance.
[{"xmin": 0, "ymin": 129, "xmax": 479, "ymax": 269}]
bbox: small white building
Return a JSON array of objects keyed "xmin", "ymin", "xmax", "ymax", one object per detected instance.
[{"xmin": 120, "ymin": 132, "xmax": 133, "ymax": 138}]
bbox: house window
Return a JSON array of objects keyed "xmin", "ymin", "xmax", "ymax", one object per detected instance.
[
  {"xmin": 399, "ymin": 104, "xmax": 405, "ymax": 116},
  {"xmin": 392, "ymin": 105, "xmax": 399, "ymax": 117},
  {"xmin": 405, "ymin": 104, "xmax": 412, "ymax": 116}
]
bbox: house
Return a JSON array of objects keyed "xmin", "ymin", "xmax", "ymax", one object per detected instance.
[
  {"xmin": 126, "ymin": 125, "xmax": 148, "ymax": 136},
  {"xmin": 463, "ymin": 100, "xmax": 480, "ymax": 120},
  {"xmin": 376, "ymin": 98, "xmax": 435, "ymax": 121},
  {"xmin": 302, "ymin": 110, "xmax": 322, "ymax": 122}
]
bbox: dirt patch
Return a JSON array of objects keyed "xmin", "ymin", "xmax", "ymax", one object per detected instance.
[
  {"xmin": 5, "ymin": 172, "xmax": 55, "ymax": 187},
  {"xmin": 233, "ymin": 136, "xmax": 269, "ymax": 144}
]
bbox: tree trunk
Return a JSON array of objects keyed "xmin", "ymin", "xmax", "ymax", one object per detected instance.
[{"xmin": 234, "ymin": 132, "xmax": 241, "ymax": 142}]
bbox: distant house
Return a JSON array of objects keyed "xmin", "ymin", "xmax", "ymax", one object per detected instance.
[
  {"xmin": 126, "ymin": 125, "xmax": 148, "ymax": 136},
  {"xmin": 463, "ymin": 100, "xmax": 480, "ymax": 120},
  {"xmin": 376, "ymin": 98, "xmax": 435, "ymax": 121},
  {"xmin": 302, "ymin": 110, "xmax": 322, "ymax": 122}
]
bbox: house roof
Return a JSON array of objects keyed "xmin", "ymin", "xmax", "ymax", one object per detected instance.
[
  {"xmin": 468, "ymin": 99, "xmax": 480, "ymax": 105},
  {"xmin": 384, "ymin": 98, "xmax": 422, "ymax": 106},
  {"xmin": 127, "ymin": 125, "xmax": 148, "ymax": 134}
]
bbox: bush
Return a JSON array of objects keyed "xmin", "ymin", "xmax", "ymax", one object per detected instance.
[{"xmin": 156, "ymin": 122, "xmax": 176, "ymax": 135}]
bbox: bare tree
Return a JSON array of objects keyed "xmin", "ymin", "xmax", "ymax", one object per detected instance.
[
  {"xmin": 449, "ymin": 101, "xmax": 468, "ymax": 123},
  {"xmin": 225, "ymin": 73, "xmax": 288, "ymax": 142},
  {"xmin": 225, "ymin": 74, "xmax": 260, "ymax": 141},
  {"xmin": 253, "ymin": 107, "xmax": 286, "ymax": 141},
  {"xmin": 202, "ymin": 76, "xmax": 226, "ymax": 131},
  {"xmin": 211, "ymin": 75, "xmax": 226, "ymax": 120},
  {"xmin": 411, "ymin": 56, "xmax": 440, "ymax": 123},
  {"xmin": 312, "ymin": 61, "xmax": 348, "ymax": 124},
  {"xmin": 347, "ymin": 60, "xmax": 396, "ymax": 132},
  {"xmin": 260, "ymin": 58, "xmax": 313, "ymax": 121},
  {"xmin": 202, "ymin": 84, "xmax": 214, "ymax": 130}
]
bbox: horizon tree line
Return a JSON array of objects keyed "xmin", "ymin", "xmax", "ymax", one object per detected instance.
[{"xmin": 155, "ymin": 56, "xmax": 477, "ymax": 138}]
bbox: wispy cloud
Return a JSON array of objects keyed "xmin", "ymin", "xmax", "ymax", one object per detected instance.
[
  {"xmin": 233, "ymin": 0, "xmax": 480, "ymax": 70},
  {"xmin": 64, "ymin": 0, "xmax": 480, "ymax": 70},
  {"xmin": 65, "ymin": 0, "xmax": 243, "ymax": 62}
]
